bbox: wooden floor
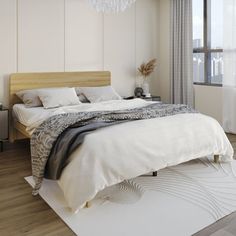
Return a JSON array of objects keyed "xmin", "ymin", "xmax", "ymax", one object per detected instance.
[
  {"xmin": 0, "ymin": 135, "xmax": 236, "ymax": 236},
  {"xmin": 0, "ymin": 140, "xmax": 75, "ymax": 236}
]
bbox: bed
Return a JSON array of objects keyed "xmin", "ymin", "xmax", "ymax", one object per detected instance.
[{"xmin": 9, "ymin": 71, "xmax": 234, "ymax": 213}]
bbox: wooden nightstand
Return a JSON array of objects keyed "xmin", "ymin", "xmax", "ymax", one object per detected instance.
[{"xmin": 0, "ymin": 107, "xmax": 9, "ymax": 152}]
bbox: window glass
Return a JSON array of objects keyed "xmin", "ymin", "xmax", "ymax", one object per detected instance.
[
  {"xmin": 210, "ymin": 52, "xmax": 223, "ymax": 84},
  {"xmin": 210, "ymin": 0, "xmax": 223, "ymax": 49},
  {"xmin": 193, "ymin": 0, "xmax": 204, "ymax": 48},
  {"xmin": 192, "ymin": 0, "xmax": 223, "ymax": 85},
  {"xmin": 193, "ymin": 53, "xmax": 205, "ymax": 83}
]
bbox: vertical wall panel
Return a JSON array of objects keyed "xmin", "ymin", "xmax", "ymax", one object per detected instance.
[
  {"xmin": 18, "ymin": 0, "xmax": 65, "ymax": 72},
  {"xmin": 136, "ymin": 0, "xmax": 160, "ymax": 96},
  {"xmin": 104, "ymin": 6, "xmax": 136, "ymax": 96},
  {"xmin": 0, "ymin": 0, "xmax": 17, "ymax": 106},
  {"xmin": 159, "ymin": 0, "xmax": 171, "ymax": 103},
  {"xmin": 65, "ymin": 0, "xmax": 103, "ymax": 71}
]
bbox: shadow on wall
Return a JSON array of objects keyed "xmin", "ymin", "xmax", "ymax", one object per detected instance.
[{"xmin": 1, "ymin": 74, "xmax": 9, "ymax": 107}]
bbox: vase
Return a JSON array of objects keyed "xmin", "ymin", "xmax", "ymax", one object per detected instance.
[
  {"xmin": 135, "ymin": 75, "xmax": 143, "ymax": 88},
  {"xmin": 142, "ymin": 80, "xmax": 150, "ymax": 97}
]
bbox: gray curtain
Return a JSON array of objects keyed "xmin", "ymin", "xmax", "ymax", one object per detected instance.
[{"xmin": 170, "ymin": 0, "xmax": 194, "ymax": 107}]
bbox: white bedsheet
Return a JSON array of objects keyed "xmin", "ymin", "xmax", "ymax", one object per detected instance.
[
  {"xmin": 58, "ymin": 112, "xmax": 234, "ymax": 213},
  {"xmin": 13, "ymin": 99, "xmax": 156, "ymax": 135},
  {"xmin": 13, "ymin": 104, "xmax": 58, "ymax": 134}
]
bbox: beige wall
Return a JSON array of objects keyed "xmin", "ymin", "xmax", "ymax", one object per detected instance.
[
  {"xmin": 0, "ymin": 0, "xmax": 160, "ymax": 106},
  {"xmin": 158, "ymin": 0, "xmax": 223, "ymax": 123},
  {"xmin": 194, "ymin": 85, "xmax": 223, "ymax": 124}
]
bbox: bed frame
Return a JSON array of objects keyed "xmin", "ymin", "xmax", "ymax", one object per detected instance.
[{"xmin": 9, "ymin": 71, "xmax": 111, "ymax": 142}]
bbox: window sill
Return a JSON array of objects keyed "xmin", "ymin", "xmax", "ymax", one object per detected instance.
[{"xmin": 193, "ymin": 82, "xmax": 222, "ymax": 87}]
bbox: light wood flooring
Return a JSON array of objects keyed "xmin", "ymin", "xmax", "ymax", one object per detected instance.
[
  {"xmin": 0, "ymin": 135, "xmax": 236, "ymax": 236},
  {"xmin": 0, "ymin": 140, "xmax": 75, "ymax": 236}
]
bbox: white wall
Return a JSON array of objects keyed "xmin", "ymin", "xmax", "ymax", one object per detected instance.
[
  {"xmin": 0, "ymin": 0, "xmax": 160, "ymax": 106},
  {"xmin": 0, "ymin": 0, "xmax": 17, "ymax": 105}
]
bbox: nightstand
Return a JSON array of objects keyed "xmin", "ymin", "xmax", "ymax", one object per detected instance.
[{"xmin": 0, "ymin": 107, "xmax": 9, "ymax": 152}]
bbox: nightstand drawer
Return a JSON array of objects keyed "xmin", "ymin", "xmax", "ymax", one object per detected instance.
[{"xmin": 0, "ymin": 110, "xmax": 9, "ymax": 140}]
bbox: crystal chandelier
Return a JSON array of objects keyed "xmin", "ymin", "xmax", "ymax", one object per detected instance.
[{"xmin": 88, "ymin": 0, "xmax": 136, "ymax": 13}]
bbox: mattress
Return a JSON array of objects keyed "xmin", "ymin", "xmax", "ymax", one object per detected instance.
[
  {"xmin": 13, "ymin": 104, "xmax": 53, "ymax": 127},
  {"xmin": 13, "ymin": 99, "xmax": 156, "ymax": 135},
  {"xmin": 13, "ymin": 104, "xmax": 59, "ymax": 135}
]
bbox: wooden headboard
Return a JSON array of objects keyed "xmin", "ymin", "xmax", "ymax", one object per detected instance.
[
  {"xmin": 9, "ymin": 71, "xmax": 111, "ymax": 141},
  {"xmin": 9, "ymin": 71, "xmax": 111, "ymax": 108}
]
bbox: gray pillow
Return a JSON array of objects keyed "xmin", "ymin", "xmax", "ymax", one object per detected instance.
[
  {"xmin": 76, "ymin": 86, "xmax": 121, "ymax": 103},
  {"xmin": 16, "ymin": 90, "xmax": 42, "ymax": 108}
]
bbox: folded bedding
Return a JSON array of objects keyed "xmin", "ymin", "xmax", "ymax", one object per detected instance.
[{"xmin": 30, "ymin": 100, "xmax": 234, "ymax": 212}]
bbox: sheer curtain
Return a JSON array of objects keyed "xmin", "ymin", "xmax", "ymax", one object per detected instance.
[
  {"xmin": 170, "ymin": 0, "xmax": 194, "ymax": 107},
  {"xmin": 223, "ymin": 0, "xmax": 236, "ymax": 133}
]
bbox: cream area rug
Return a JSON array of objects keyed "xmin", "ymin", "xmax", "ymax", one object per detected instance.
[{"xmin": 25, "ymin": 157, "xmax": 236, "ymax": 236}]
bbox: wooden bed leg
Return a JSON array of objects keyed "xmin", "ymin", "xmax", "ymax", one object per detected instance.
[
  {"xmin": 214, "ymin": 155, "xmax": 220, "ymax": 163},
  {"xmin": 153, "ymin": 171, "xmax": 157, "ymax": 177},
  {"xmin": 85, "ymin": 201, "xmax": 91, "ymax": 208}
]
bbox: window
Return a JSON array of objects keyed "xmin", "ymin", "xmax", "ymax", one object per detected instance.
[{"xmin": 193, "ymin": 0, "xmax": 223, "ymax": 85}]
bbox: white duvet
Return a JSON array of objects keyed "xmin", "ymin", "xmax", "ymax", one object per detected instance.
[
  {"xmin": 55, "ymin": 102, "xmax": 234, "ymax": 213},
  {"xmin": 14, "ymin": 99, "xmax": 234, "ymax": 213}
]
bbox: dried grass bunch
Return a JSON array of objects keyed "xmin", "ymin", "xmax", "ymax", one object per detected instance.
[{"xmin": 138, "ymin": 58, "xmax": 157, "ymax": 78}]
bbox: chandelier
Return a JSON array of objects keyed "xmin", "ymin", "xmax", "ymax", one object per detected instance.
[{"xmin": 88, "ymin": 0, "xmax": 136, "ymax": 13}]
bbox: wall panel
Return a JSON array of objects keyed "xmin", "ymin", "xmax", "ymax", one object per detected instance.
[
  {"xmin": 104, "ymin": 6, "xmax": 136, "ymax": 96},
  {"xmin": 136, "ymin": 0, "xmax": 160, "ymax": 96},
  {"xmin": 0, "ymin": 0, "xmax": 17, "ymax": 106},
  {"xmin": 65, "ymin": 0, "xmax": 103, "ymax": 71},
  {"xmin": 18, "ymin": 0, "xmax": 65, "ymax": 72}
]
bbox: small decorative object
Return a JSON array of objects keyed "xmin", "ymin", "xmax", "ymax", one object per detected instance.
[
  {"xmin": 138, "ymin": 58, "xmax": 157, "ymax": 97},
  {"xmin": 88, "ymin": 0, "xmax": 136, "ymax": 13},
  {"xmin": 134, "ymin": 87, "xmax": 143, "ymax": 97},
  {"xmin": 142, "ymin": 81, "xmax": 150, "ymax": 97}
]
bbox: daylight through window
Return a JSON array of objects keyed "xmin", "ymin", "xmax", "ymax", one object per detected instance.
[{"xmin": 193, "ymin": 0, "xmax": 223, "ymax": 85}]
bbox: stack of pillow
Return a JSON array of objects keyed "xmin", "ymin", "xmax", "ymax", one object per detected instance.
[{"xmin": 16, "ymin": 86, "xmax": 122, "ymax": 109}]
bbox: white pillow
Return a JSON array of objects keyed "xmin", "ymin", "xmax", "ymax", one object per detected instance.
[
  {"xmin": 76, "ymin": 86, "xmax": 122, "ymax": 103},
  {"xmin": 38, "ymin": 88, "xmax": 81, "ymax": 109}
]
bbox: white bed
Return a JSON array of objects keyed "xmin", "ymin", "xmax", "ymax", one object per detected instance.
[
  {"xmin": 13, "ymin": 99, "xmax": 234, "ymax": 213},
  {"xmin": 9, "ymin": 72, "xmax": 234, "ymax": 214}
]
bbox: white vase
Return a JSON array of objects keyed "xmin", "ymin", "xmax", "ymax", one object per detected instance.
[
  {"xmin": 135, "ymin": 76, "xmax": 143, "ymax": 88},
  {"xmin": 142, "ymin": 80, "xmax": 150, "ymax": 97}
]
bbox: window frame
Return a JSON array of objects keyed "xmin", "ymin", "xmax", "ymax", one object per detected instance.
[{"xmin": 193, "ymin": 0, "xmax": 223, "ymax": 87}]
